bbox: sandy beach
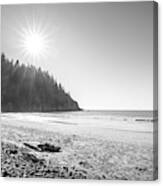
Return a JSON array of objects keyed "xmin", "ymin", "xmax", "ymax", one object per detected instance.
[{"xmin": 1, "ymin": 113, "xmax": 156, "ymax": 180}]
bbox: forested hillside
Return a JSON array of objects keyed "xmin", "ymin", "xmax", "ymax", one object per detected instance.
[{"xmin": 1, "ymin": 54, "xmax": 80, "ymax": 112}]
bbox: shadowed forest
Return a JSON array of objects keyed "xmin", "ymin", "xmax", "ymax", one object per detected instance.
[{"xmin": 1, "ymin": 54, "xmax": 80, "ymax": 112}]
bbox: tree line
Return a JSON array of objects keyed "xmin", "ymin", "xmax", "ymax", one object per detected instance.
[{"xmin": 1, "ymin": 53, "xmax": 80, "ymax": 112}]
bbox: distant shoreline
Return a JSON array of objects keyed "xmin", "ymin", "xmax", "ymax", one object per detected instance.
[
  {"xmin": 1, "ymin": 108, "xmax": 83, "ymax": 113},
  {"xmin": 1, "ymin": 109, "xmax": 157, "ymax": 113}
]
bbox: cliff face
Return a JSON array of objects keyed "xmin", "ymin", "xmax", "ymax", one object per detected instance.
[{"xmin": 1, "ymin": 54, "xmax": 81, "ymax": 112}]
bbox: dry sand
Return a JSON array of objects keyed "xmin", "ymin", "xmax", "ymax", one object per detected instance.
[{"xmin": 1, "ymin": 114, "xmax": 156, "ymax": 180}]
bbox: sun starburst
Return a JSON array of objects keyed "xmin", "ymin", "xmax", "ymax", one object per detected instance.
[{"xmin": 16, "ymin": 16, "xmax": 54, "ymax": 64}]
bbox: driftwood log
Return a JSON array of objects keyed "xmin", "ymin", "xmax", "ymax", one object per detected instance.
[{"xmin": 24, "ymin": 142, "xmax": 61, "ymax": 153}]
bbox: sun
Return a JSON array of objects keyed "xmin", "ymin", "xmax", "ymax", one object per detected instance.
[
  {"xmin": 20, "ymin": 27, "xmax": 49, "ymax": 61},
  {"xmin": 17, "ymin": 17, "xmax": 52, "ymax": 64},
  {"xmin": 23, "ymin": 31, "xmax": 45, "ymax": 57}
]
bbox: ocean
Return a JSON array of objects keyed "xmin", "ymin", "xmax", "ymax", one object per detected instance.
[
  {"xmin": 2, "ymin": 110, "xmax": 157, "ymax": 132},
  {"xmin": 1, "ymin": 110, "xmax": 157, "ymax": 146}
]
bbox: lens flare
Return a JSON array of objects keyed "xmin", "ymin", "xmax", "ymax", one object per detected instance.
[{"xmin": 17, "ymin": 16, "xmax": 53, "ymax": 64}]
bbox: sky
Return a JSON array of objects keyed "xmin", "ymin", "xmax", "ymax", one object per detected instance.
[{"xmin": 1, "ymin": 2, "xmax": 154, "ymax": 110}]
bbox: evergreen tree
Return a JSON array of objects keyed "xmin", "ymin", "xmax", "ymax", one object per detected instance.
[{"xmin": 1, "ymin": 53, "xmax": 80, "ymax": 112}]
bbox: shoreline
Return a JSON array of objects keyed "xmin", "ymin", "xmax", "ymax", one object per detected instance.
[
  {"xmin": 1, "ymin": 113, "xmax": 154, "ymax": 145},
  {"xmin": 1, "ymin": 117, "xmax": 155, "ymax": 180}
]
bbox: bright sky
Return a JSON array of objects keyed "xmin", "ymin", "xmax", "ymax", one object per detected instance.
[{"xmin": 1, "ymin": 2, "xmax": 154, "ymax": 110}]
